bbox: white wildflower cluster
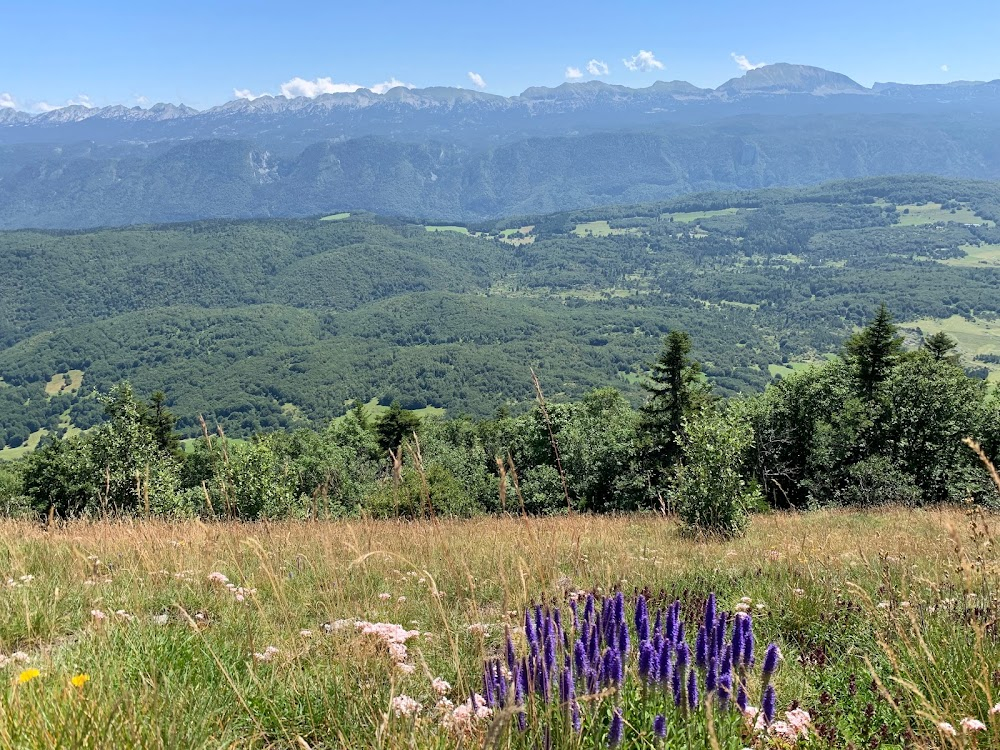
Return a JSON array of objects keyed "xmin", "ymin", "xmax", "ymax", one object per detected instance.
[
  {"xmin": 0, "ymin": 651, "xmax": 30, "ymax": 669},
  {"xmin": 741, "ymin": 706, "xmax": 812, "ymax": 742},
  {"xmin": 207, "ymin": 572, "xmax": 256, "ymax": 603},
  {"xmin": 5, "ymin": 574, "xmax": 34, "ymax": 588},
  {"xmin": 389, "ymin": 680, "xmax": 491, "ymax": 735},
  {"xmin": 253, "ymin": 645, "xmax": 279, "ymax": 662}
]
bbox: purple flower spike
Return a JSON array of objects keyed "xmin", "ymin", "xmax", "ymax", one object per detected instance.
[
  {"xmin": 483, "ymin": 663, "xmax": 495, "ymax": 707},
  {"xmin": 704, "ymin": 593, "xmax": 716, "ymax": 641},
  {"xmin": 695, "ymin": 626, "xmax": 708, "ymax": 669},
  {"xmin": 636, "ymin": 594, "xmax": 650, "ymax": 643},
  {"xmin": 601, "ymin": 648, "xmax": 612, "ymax": 686},
  {"xmin": 736, "ymin": 683, "xmax": 748, "ymax": 712},
  {"xmin": 687, "ymin": 667, "xmax": 699, "ymax": 709},
  {"xmin": 720, "ymin": 644, "xmax": 732, "ymax": 678},
  {"xmin": 588, "ymin": 626, "xmax": 600, "ymax": 666},
  {"xmin": 608, "ymin": 707, "xmax": 624, "ymax": 747},
  {"xmin": 676, "ymin": 641, "xmax": 689, "ymax": 670},
  {"xmin": 544, "ymin": 628, "xmax": 556, "ymax": 673},
  {"xmin": 718, "ymin": 672, "xmax": 732, "ymax": 711},
  {"xmin": 762, "ymin": 643, "xmax": 781, "ymax": 676},
  {"xmin": 653, "ymin": 608, "xmax": 663, "ymax": 639},
  {"xmin": 506, "ymin": 627, "xmax": 517, "ymax": 672},
  {"xmin": 677, "ymin": 622, "xmax": 686, "ymax": 646},
  {"xmin": 561, "ymin": 665, "xmax": 573, "ymax": 703},
  {"xmin": 571, "ymin": 700, "xmax": 582, "ymax": 733},
  {"xmin": 671, "ymin": 665, "xmax": 682, "ymax": 706},
  {"xmin": 663, "ymin": 608, "xmax": 675, "ymax": 645},
  {"xmin": 731, "ymin": 614, "xmax": 745, "ymax": 668},
  {"xmin": 706, "ymin": 656, "xmax": 718, "ymax": 692},
  {"xmin": 742, "ymin": 626, "xmax": 755, "ymax": 668},
  {"xmin": 638, "ymin": 640, "xmax": 654, "ymax": 681},
  {"xmin": 762, "ymin": 684, "xmax": 776, "ymax": 725},
  {"xmin": 715, "ymin": 612, "xmax": 727, "ymax": 655},
  {"xmin": 653, "ymin": 714, "xmax": 666, "ymax": 738},
  {"xmin": 610, "ymin": 647, "xmax": 623, "ymax": 684},
  {"xmin": 618, "ymin": 620, "xmax": 630, "ymax": 657},
  {"xmin": 584, "ymin": 593, "xmax": 595, "ymax": 623},
  {"xmin": 658, "ymin": 640, "xmax": 672, "ymax": 685},
  {"xmin": 614, "ymin": 591, "xmax": 625, "ymax": 625},
  {"xmin": 574, "ymin": 638, "xmax": 589, "ymax": 675}
]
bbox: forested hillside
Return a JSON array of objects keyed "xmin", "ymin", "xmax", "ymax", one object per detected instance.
[{"xmin": 1, "ymin": 175, "xmax": 999, "ymax": 451}]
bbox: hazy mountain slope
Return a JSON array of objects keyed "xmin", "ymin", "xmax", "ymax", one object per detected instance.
[{"xmin": 3, "ymin": 116, "xmax": 1000, "ymax": 228}]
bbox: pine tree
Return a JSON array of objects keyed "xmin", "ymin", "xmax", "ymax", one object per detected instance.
[
  {"xmin": 923, "ymin": 331, "xmax": 959, "ymax": 363},
  {"xmin": 640, "ymin": 331, "xmax": 711, "ymax": 489},
  {"xmin": 844, "ymin": 303, "xmax": 903, "ymax": 400},
  {"xmin": 147, "ymin": 391, "xmax": 181, "ymax": 455}
]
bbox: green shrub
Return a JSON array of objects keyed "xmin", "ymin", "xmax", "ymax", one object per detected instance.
[{"xmin": 673, "ymin": 410, "xmax": 760, "ymax": 538}]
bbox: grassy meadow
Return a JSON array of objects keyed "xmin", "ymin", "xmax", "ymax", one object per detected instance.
[{"xmin": 1, "ymin": 509, "xmax": 999, "ymax": 748}]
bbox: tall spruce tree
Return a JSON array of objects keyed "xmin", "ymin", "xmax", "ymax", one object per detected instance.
[
  {"xmin": 845, "ymin": 303, "xmax": 904, "ymax": 400},
  {"xmin": 640, "ymin": 331, "xmax": 710, "ymax": 491}
]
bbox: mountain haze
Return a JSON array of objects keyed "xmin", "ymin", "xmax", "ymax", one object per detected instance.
[{"xmin": 3, "ymin": 64, "xmax": 1000, "ymax": 228}]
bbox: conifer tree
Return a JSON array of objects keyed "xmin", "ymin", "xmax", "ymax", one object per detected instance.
[
  {"xmin": 844, "ymin": 303, "xmax": 903, "ymax": 400},
  {"xmin": 640, "ymin": 331, "xmax": 711, "ymax": 489},
  {"xmin": 923, "ymin": 331, "xmax": 959, "ymax": 363}
]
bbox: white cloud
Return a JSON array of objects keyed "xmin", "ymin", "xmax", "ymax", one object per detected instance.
[
  {"xmin": 235, "ymin": 76, "xmax": 414, "ymax": 101},
  {"xmin": 33, "ymin": 94, "xmax": 95, "ymax": 112},
  {"xmin": 731, "ymin": 53, "xmax": 767, "ymax": 71},
  {"xmin": 622, "ymin": 50, "xmax": 664, "ymax": 73},
  {"xmin": 135, "ymin": 94, "xmax": 149, "ymax": 105},
  {"xmin": 368, "ymin": 77, "xmax": 413, "ymax": 94},
  {"xmin": 234, "ymin": 88, "xmax": 268, "ymax": 101},
  {"xmin": 0, "ymin": 93, "xmax": 15, "ymax": 109},
  {"xmin": 467, "ymin": 71, "xmax": 487, "ymax": 89},
  {"xmin": 281, "ymin": 76, "xmax": 365, "ymax": 98},
  {"xmin": 941, "ymin": 64, "xmax": 949, "ymax": 72},
  {"xmin": 565, "ymin": 66, "xmax": 583, "ymax": 80},
  {"xmin": 587, "ymin": 59, "xmax": 610, "ymax": 76}
]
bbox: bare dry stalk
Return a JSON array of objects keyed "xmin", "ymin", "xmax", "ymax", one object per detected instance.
[{"xmin": 530, "ymin": 368, "xmax": 572, "ymax": 513}]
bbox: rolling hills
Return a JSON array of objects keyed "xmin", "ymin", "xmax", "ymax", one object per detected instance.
[{"xmin": 1, "ymin": 174, "xmax": 999, "ymax": 451}]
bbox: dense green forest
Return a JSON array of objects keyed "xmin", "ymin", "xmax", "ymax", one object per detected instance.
[
  {"xmin": 1, "ymin": 175, "xmax": 1000, "ymax": 452},
  {"xmin": 1, "ymin": 307, "xmax": 997, "ymax": 529}
]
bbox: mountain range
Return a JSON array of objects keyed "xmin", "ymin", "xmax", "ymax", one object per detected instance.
[{"xmin": 3, "ymin": 64, "xmax": 1000, "ymax": 228}]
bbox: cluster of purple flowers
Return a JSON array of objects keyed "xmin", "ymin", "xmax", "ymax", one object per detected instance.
[{"xmin": 480, "ymin": 592, "xmax": 782, "ymax": 744}]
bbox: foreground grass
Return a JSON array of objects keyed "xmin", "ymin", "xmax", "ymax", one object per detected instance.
[{"xmin": 0, "ymin": 510, "xmax": 997, "ymax": 748}]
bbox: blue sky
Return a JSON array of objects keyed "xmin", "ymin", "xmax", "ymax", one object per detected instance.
[{"xmin": 1, "ymin": 0, "xmax": 998, "ymax": 112}]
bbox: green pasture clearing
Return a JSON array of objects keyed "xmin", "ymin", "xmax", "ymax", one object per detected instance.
[
  {"xmin": 942, "ymin": 243, "xmax": 1000, "ymax": 268},
  {"xmin": 893, "ymin": 202, "xmax": 992, "ymax": 227},
  {"xmin": 319, "ymin": 212, "xmax": 351, "ymax": 221},
  {"xmin": 43, "ymin": 369, "xmax": 84, "ymax": 397},
  {"xmin": 0, "ymin": 427, "xmax": 48, "ymax": 460},
  {"xmin": 424, "ymin": 225, "xmax": 470, "ymax": 234},
  {"xmin": 663, "ymin": 207, "xmax": 741, "ymax": 223},
  {"xmin": 356, "ymin": 397, "xmax": 446, "ymax": 420},
  {"xmin": 902, "ymin": 314, "xmax": 1000, "ymax": 381},
  {"xmin": 572, "ymin": 220, "xmax": 614, "ymax": 237}
]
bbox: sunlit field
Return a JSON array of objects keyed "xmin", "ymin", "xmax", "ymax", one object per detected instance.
[{"xmin": 0, "ymin": 510, "xmax": 998, "ymax": 748}]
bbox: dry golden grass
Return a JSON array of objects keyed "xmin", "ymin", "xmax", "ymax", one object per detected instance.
[{"xmin": 0, "ymin": 509, "xmax": 994, "ymax": 748}]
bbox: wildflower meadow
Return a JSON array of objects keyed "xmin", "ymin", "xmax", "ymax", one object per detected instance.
[{"xmin": 0, "ymin": 508, "xmax": 997, "ymax": 748}]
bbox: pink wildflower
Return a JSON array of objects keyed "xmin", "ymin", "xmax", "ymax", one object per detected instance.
[
  {"xmin": 961, "ymin": 717, "xmax": 987, "ymax": 732},
  {"xmin": 938, "ymin": 722, "xmax": 957, "ymax": 736},
  {"xmin": 391, "ymin": 694, "xmax": 421, "ymax": 718}
]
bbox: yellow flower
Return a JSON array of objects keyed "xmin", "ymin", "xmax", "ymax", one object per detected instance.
[
  {"xmin": 16, "ymin": 668, "xmax": 40, "ymax": 684},
  {"xmin": 71, "ymin": 673, "xmax": 90, "ymax": 688}
]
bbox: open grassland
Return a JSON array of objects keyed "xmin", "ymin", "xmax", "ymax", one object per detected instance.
[
  {"xmin": 663, "ymin": 208, "xmax": 742, "ymax": 223},
  {"xmin": 1, "ymin": 510, "xmax": 999, "ymax": 748},
  {"xmin": 424, "ymin": 226, "xmax": 470, "ymax": 235},
  {"xmin": 43, "ymin": 370, "xmax": 84, "ymax": 397},
  {"xmin": 894, "ymin": 203, "xmax": 992, "ymax": 227},
  {"xmin": 903, "ymin": 315, "xmax": 1000, "ymax": 381},
  {"xmin": 319, "ymin": 213, "xmax": 351, "ymax": 222},
  {"xmin": 943, "ymin": 243, "xmax": 1000, "ymax": 268},
  {"xmin": 0, "ymin": 429, "xmax": 48, "ymax": 461}
]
